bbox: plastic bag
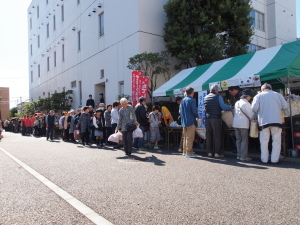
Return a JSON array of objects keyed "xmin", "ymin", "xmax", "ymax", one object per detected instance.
[
  {"xmin": 133, "ymin": 126, "xmax": 143, "ymax": 138},
  {"xmin": 108, "ymin": 131, "xmax": 123, "ymax": 143},
  {"xmin": 170, "ymin": 121, "xmax": 178, "ymax": 127},
  {"xmin": 196, "ymin": 128, "xmax": 206, "ymax": 139},
  {"xmin": 74, "ymin": 130, "xmax": 80, "ymax": 140},
  {"xmin": 222, "ymin": 111, "xmax": 233, "ymax": 128}
]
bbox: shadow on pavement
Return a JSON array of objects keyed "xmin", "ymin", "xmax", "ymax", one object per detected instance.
[{"xmin": 116, "ymin": 155, "xmax": 166, "ymax": 166}]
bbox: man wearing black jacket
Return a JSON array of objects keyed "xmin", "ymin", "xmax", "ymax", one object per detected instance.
[
  {"xmin": 46, "ymin": 110, "xmax": 56, "ymax": 141},
  {"xmin": 86, "ymin": 95, "xmax": 95, "ymax": 108},
  {"xmin": 134, "ymin": 97, "xmax": 149, "ymax": 149}
]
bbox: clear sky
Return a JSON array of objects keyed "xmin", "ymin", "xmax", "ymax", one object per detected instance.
[
  {"xmin": 0, "ymin": 1, "xmax": 300, "ymax": 108},
  {"xmin": 0, "ymin": 0, "xmax": 31, "ymax": 108}
]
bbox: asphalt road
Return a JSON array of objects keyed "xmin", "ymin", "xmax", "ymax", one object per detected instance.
[{"xmin": 0, "ymin": 132, "xmax": 300, "ymax": 225}]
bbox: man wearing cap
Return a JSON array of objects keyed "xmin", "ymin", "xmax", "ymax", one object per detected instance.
[
  {"xmin": 204, "ymin": 84, "xmax": 232, "ymax": 158},
  {"xmin": 252, "ymin": 83, "xmax": 287, "ymax": 164},
  {"xmin": 86, "ymin": 95, "xmax": 95, "ymax": 108},
  {"xmin": 228, "ymin": 86, "xmax": 243, "ymax": 104},
  {"xmin": 134, "ymin": 97, "xmax": 149, "ymax": 150},
  {"xmin": 98, "ymin": 93, "xmax": 105, "ymax": 105},
  {"xmin": 233, "ymin": 89, "xmax": 255, "ymax": 161}
]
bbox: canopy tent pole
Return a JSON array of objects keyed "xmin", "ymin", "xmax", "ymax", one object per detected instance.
[{"xmin": 287, "ymin": 76, "xmax": 295, "ymax": 149}]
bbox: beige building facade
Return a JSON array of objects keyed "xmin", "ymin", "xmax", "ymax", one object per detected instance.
[{"xmin": 0, "ymin": 87, "xmax": 10, "ymax": 120}]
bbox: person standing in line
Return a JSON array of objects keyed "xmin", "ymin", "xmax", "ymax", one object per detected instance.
[
  {"xmin": 111, "ymin": 101, "xmax": 121, "ymax": 149},
  {"xmin": 232, "ymin": 89, "xmax": 255, "ymax": 161},
  {"xmin": 104, "ymin": 104, "xmax": 113, "ymax": 145},
  {"xmin": 46, "ymin": 110, "xmax": 56, "ymax": 141},
  {"xmin": 77, "ymin": 106, "xmax": 91, "ymax": 146},
  {"xmin": 149, "ymin": 106, "xmax": 162, "ymax": 150},
  {"xmin": 173, "ymin": 96, "xmax": 184, "ymax": 153},
  {"xmin": 59, "ymin": 112, "xmax": 66, "ymax": 139},
  {"xmin": 228, "ymin": 86, "xmax": 243, "ymax": 104},
  {"xmin": 25, "ymin": 116, "xmax": 32, "ymax": 136},
  {"xmin": 63, "ymin": 112, "xmax": 70, "ymax": 142},
  {"xmin": 252, "ymin": 83, "xmax": 288, "ymax": 164},
  {"xmin": 117, "ymin": 98, "xmax": 138, "ymax": 156},
  {"xmin": 134, "ymin": 97, "xmax": 149, "ymax": 150},
  {"xmin": 68, "ymin": 109, "xmax": 76, "ymax": 143},
  {"xmin": 21, "ymin": 116, "xmax": 26, "ymax": 136},
  {"xmin": 180, "ymin": 87, "xmax": 199, "ymax": 158},
  {"xmin": 33, "ymin": 116, "xmax": 40, "ymax": 137},
  {"xmin": 88, "ymin": 105, "xmax": 96, "ymax": 143},
  {"xmin": 97, "ymin": 93, "xmax": 105, "ymax": 106},
  {"xmin": 93, "ymin": 109, "xmax": 105, "ymax": 148},
  {"xmin": 86, "ymin": 95, "xmax": 95, "ymax": 109},
  {"xmin": 204, "ymin": 84, "xmax": 232, "ymax": 158}
]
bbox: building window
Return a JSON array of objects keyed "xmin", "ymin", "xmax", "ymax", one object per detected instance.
[
  {"xmin": 99, "ymin": 13, "xmax": 104, "ymax": 36},
  {"xmin": 247, "ymin": 44, "xmax": 265, "ymax": 53},
  {"xmin": 250, "ymin": 10, "xmax": 265, "ymax": 31},
  {"xmin": 47, "ymin": 57, "xmax": 50, "ymax": 71},
  {"xmin": 71, "ymin": 81, "xmax": 77, "ymax": 88},
  {"xmin": 30, "ymin": 44, "xmax": 32, "ymax": 56},
  {"xmin": 100, "ymin": 69, "xmax": 104, "ymax": 79},
  {"xmin": 53, "ymin": 15, "xmax": 56, "ymax": 31},
  {"xmin": 38, "ymin": 64, "xmax": 40, "ymax": 77},
  {"xmin": 47, "ymin": 23, "xmax": 50, "ymax": 38},
  {"xmin": 77, "ymin": 0, "xmax": 80, "ymax": 4},
  {"xmin": 30, "ymin": 18, "xmax": 32, "ymax": 30},
  {"xmin": 54, "ymin": 51, "xmax": 56, "ymax": 67},
  {"xmin": 37, "ymin": 5, "xmax": 39, "ymax": 19},
  {"xmin": 62, "ymin": 44, "xmax": 65, "ymax": 62},
  {"xmin": 48, "ymin": 92, "xmax": 50, "ymax": 98},
  {"xmin": 78, "ymin": 31, "xmax": 81, "ymax": 51},
  {"xmin": 43, "ymin": 92, "xmax": 45, "ymax": 96},
  {"xmin": 61, "ymin": 5, "xmax": 64, "ymax": 22},
  {"xmin": 38, "ymin": 35, "xmax": 40, "ymax": 48},
  {"xmin": 119, "ymin": 81, "xmax": 124, "ymax": 96},
  {"xmin": 63, "ymin": 87, "xmax": 65, "ymax": 92},
  {"xmin": 31, "ymin": 71, "xmax": 33, "ymax": 83}
]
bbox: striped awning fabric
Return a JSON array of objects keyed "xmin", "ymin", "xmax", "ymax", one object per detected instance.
[{"xmin": 153, "ymin": 40, "xmax": 300, "ymax": 96}]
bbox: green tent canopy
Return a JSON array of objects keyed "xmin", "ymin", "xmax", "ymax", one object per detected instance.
[{"xmin": 153, "ymin": 40, "xmax": 300, "ymax": 97}]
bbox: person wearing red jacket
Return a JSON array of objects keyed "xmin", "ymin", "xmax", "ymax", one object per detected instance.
[{"xmin": 24, "ymin": 116, "xmax": 32, "ymax": 136}]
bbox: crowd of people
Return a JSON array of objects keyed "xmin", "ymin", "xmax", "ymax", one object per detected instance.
[
  {"xmin": 179, "ymin": 83, "xmax": 287, "ymax": 164},
  {"xmin": 1, "ymin": 94, "xmax": 165, "ymax": 157},
  {"xmin": 1, "ymin": 84, "xmax": 289, "ymax": 163}
]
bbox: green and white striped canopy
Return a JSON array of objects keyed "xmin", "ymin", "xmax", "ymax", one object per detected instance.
[{"xmin": 154, "ymin": 40, "xmax": 300, "ymax": 96}]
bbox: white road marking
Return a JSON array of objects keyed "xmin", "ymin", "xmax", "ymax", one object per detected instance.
[{"xmin": 0, "ymin": 147, "xmax": 114, "ymax": 225}]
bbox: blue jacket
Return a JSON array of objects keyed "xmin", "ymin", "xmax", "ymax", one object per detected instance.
[{"xmin": 180, "ymin": 95, "xmax": 198, "ymax": 127}]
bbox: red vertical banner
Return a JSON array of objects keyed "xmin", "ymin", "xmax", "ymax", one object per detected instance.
[
  {"xmin": 140, "ymin": 77, "xmax": 149, "ymax": 101},
  {"xmin": 131, "ymin": 71, "xmax": 143, "ymax": 106}
]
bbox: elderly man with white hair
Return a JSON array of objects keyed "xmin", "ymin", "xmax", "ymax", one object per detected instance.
[
  {"xmin": 252, "ymin": 83, "xmax": 288, "ymax": 164},
  {"xmin": 204, "ymin": 84, "xmax": 232, "ymax": 158},
  {"xmin": 117, "ymin": 98, "xmax": 139, "ymax": 156}
]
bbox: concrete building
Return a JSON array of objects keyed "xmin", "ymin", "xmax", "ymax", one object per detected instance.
[
  {"xmin": 28, "ymin": 0, "xmax": 297, "ymax": 107},
  {"xmin": 249, "ymin": 0, "xmax": 297, "ymax": 51},
  {"xmin": 28, "ymin": 0, "xmax": 169, "ymax": 108},
  {"xmin": 0, "ymin": 87, "xmax": 10, "ymax": 120}
]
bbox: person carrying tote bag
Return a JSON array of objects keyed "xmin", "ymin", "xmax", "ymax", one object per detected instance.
[{"xmin": 232, "ymin": 89, "xmax": 255, "ymax": 161}]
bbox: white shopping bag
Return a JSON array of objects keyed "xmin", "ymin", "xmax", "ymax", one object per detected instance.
[
  {"xmin": 133, "ymin": 126, "xmax": 143, "ymax": 138},
  {"xmin": 108, "ymin": 131, "xmax": 123, "ymax": 143}
]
